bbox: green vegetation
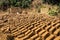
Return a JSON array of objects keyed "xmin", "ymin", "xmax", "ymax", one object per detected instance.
[
  {"xmin": 43, "ymin": 0, "xmax": 60, "ymax": 5},
  {"xmin": 0, "ymin": 0, "xmax": 33, "ymax": 10},
  {"xmin": 48, "ymin": 6, "xmax": 60, "ymax": 16},
  {"xmin": 57, "ymin": 7, "xmax": 60, "ymax": 13},
  {"xmin": 48, "ymin": 9, "xmax": 58, "ymax": 16},
  {"xmin": 9, "ymin": 0, "xmax": 32, "ymax": 8}
]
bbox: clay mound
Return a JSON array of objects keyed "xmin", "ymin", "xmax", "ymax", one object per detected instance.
[{"xmin": 0, "ymin": 13, "xmax": 60, "ymax": 40}]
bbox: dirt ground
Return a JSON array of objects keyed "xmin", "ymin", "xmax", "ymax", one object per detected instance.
[
  {"xmin": 0, "ymin": 12, "xmax": 60, "ymax": 40},
  {"xmin": 0, "ymin": 0, "xmax": 60, "ymax": 40}
]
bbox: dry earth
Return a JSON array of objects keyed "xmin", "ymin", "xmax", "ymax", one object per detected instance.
[{"xmin": 0, "ymin": 13, "xmax": 60, "ymax": 40}]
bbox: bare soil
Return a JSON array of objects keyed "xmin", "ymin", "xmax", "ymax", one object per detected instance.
[{"xmin": 0, "ymin": 13, "xmax": 60, "ymax": 40}]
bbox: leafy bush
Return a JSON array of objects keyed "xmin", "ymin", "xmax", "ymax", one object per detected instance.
[
  {"xmin": 57, "ymin": 7, "xmax": 60, "ymax": 13},
  {"xmin": 0, "ymin": 0, "xmax": 33, "ymax": 10},
  {"xmin": 43, "ymin": 0, "xmax": 60, "ymax": 5},
  {"xmin": 21, "ymin": 0, "xmax": 32, "ymax": 8},
  {"xmin": 48, "ymin": 10, "xmax": 58, "ymax": 16},
  {"xmin": 0, "ymin": 0, "xmax": 10, "ymax": 10}
]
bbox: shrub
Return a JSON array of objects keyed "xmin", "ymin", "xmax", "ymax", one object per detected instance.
[
  {"xmin": 2, "ymin": 0, "xmax": 32, "ymax": 7},
  {"xmin": 43, "ymin": 0, "xmax": 60, "ymax": 5},
  {"xmin": 15, "ymin": 0, "xmax": 32, "ymax": 8},
  {"xmin": 57, "ymin": 7, "xmax": 60, "ymax": 13},
  {"xmin": 0, "ymin": 0, "xmax": 10, "ymax": 10},
  {"xmin": 48, "ymin": 10, "xmax": 58, "ymax": 16},
  {"xmin": 9, "ymin": 0, "xmax": 17, "ymax": 6},
  {"xmin": 0, "ymin": 0, "xmax": 33, "ymax": 10}
]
